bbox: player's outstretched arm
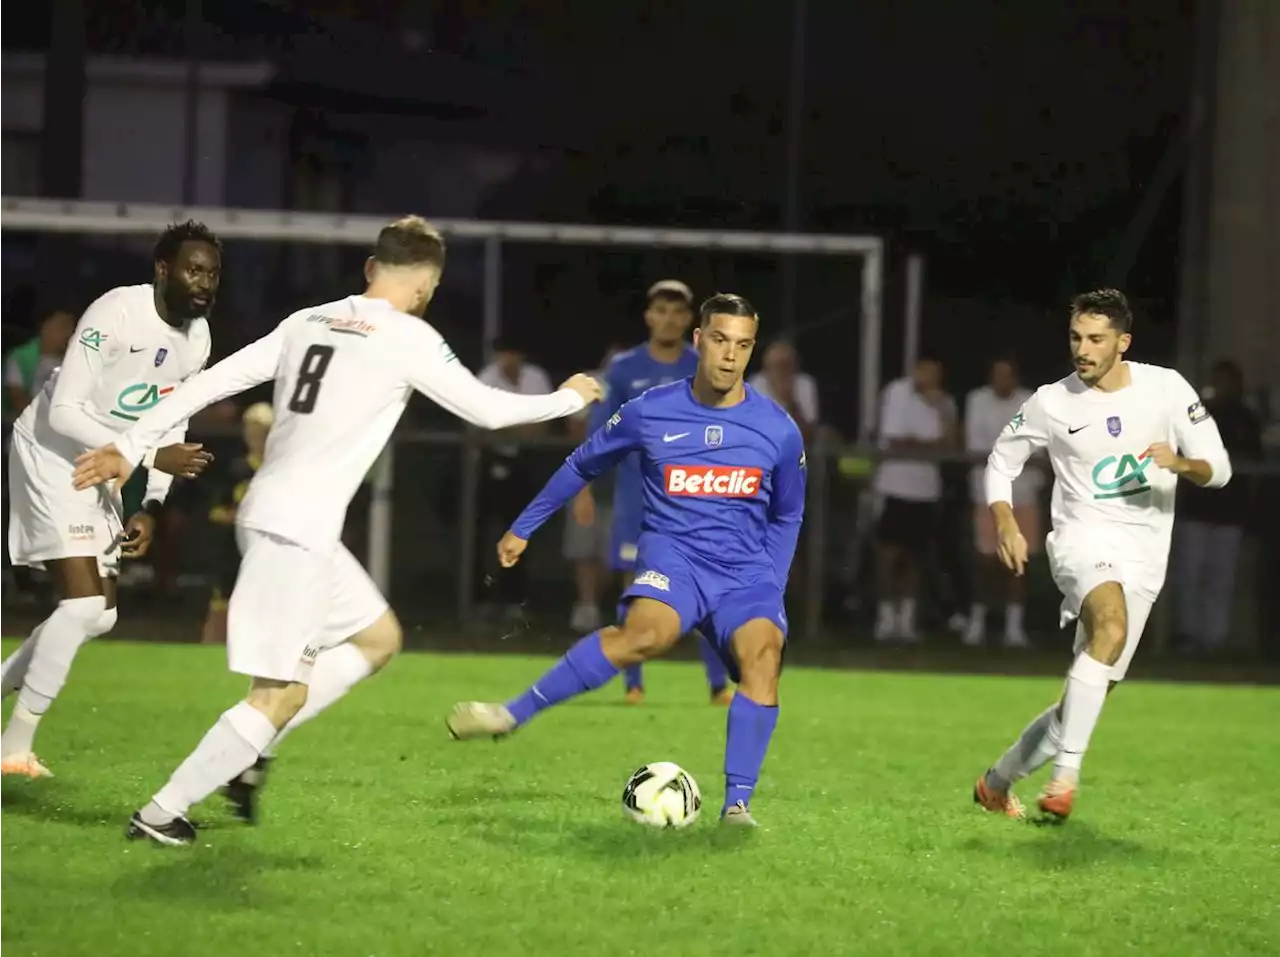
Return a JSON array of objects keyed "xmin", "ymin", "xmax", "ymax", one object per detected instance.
[
  {"xmin": 47, "ymin": 295, "xmax": 128, "ymax": 450},
  {"xmin": 72, "ymin": 323, "xmax": 288, "ymax": 490},
  {"xmin": 1146, "ymin": 372, "xmax": 1233, "ymax": 489},
  {"xmin": 401, "ymin": 325, "xmax": 600, "ymax": 431},
  {"xmin": 766, "ymin": 424, "xmax": 808, "ymax": 587},
  {"xmin": 506, "ymin": 400, "xmax": 646, "ymax": 547}
]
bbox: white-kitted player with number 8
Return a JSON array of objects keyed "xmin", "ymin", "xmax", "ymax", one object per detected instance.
[{"xmin": 72, "ymin": 215, "xmax": 605, "ymax": 846}]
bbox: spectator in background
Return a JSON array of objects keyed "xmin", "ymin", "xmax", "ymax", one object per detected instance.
[
  {"xmin": 2, "ymin": 308, "xmax": 76, "ymax": 421},
  {"xmin": 749, "ymin": 340, "xmax": 820, "ymax": 439},
  {"xmin": 477, "ymin": 338, "xmax": 554, "ymax": 617},
  {"xmin": 562, "ymin": 344, "xmax": 625, "ymax": 631},
  {"xmin": 200, "ymin": 402, "xmax": 274, "ymax": 644},
  {"xmin": 873, "ymin": 355, "xmax": 957, "ymax": 642},
  {"xmin": 963, "ymin": 357, "xmax": 1041, "ymax": 648},
  {"xmin": 1173, "ymin": 359, "xmax": 1262, "ymax": 654}
]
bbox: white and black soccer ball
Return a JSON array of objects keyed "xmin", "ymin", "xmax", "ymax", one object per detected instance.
[{"xmin": 621, "ymin": 762, "xmax": 702, "ymax": 828}]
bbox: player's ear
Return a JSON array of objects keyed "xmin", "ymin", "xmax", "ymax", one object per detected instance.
[
  {"xmin": 153, "ymin": 259, "xmax": 168, "ymax": 284},
  {"xmin": 1118, "ymin": 332, "xmax": 1131, "ymax": 355},
  {"xmin": 692, "ymin": 327, "xmax": 703, "ymax": 349},
  {"xmin": 363, "ymin": 257, "xmax": 377, "ymax": 284}
]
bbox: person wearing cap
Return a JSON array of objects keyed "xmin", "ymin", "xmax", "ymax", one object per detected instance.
[{"xmin": 571, "ymin": 280, "xmax": 734, "ymax": 705}]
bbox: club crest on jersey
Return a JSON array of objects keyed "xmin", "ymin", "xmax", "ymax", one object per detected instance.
[
  {"xmin": 154, "ymin": 347, "xmax": 168, "ymax": 367},
  {"xmin": 704, "ymin": 425, "xmax": 723, "ymax": 447},
  {"xmin": 1107, "ymin": 416, "xmax": 1122, "ymax": 437}
]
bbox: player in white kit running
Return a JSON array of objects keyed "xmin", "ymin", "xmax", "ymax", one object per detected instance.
[
  {"xmin": 71, "ymin": 216, "xmax": 604, "ymax": 845},
  {"xmin": 1, "ymin": 223, "xmax": 220, "ymax": 777},
  {"xmin": 971, "ymin": 289, "xmax": 1233, "ymax": 822}
]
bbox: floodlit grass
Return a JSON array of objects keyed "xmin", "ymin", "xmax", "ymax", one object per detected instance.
[{"xmin": 2, "ymin": 640, "xmax": 1277, "ymax": 956}]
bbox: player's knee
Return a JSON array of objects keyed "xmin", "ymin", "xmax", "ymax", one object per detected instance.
[
  {"xmin": 1086, "ymin": 614, "xmax": 1127, "ymax": 665},
  {"xmin": 353, "ymin": 611, "xmax": 402, "ymax": 672},
  {"xmin": 58, "ymin": 594, "xmax": 107, "ymax": 631},
  {"xmin": 246, "ymin": 679, "xmax": 309, "ymax": 730},
  {"xmin": 88, "ymin": 606, "xmax": 118, "ymax": 639},
  {"xmin": 732, "ymin": 624, "xmax": 784, "ymax": 697}
]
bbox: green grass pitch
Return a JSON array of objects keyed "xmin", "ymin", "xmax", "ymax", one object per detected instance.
[{"xmin": 2, "ymin": 639, "xmax": 1277, "ymax": 956}]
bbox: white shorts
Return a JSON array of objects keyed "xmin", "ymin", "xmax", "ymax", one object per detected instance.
[
  {"xmin": 1048, "ymin": 526, "xmax": 1165, "ymax": 682},
  {"xmin": 227, "ymin": 526, "xmax": 389, "ymax": 683},
  {"xmin": 7, "ymin": 428, "xmax": 122, "ymax": 578}
]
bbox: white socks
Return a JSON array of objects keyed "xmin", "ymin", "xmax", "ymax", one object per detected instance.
[
  {"xmin": 1, "ymin": 622, "xmax": 45, "ymax": 698},
  {"xmin": 263, "ymin": 644, "xmax": 373, "ymax": 757},
  {"xmin": 144, "ymin": 701, "xmax": 279, "ymax": 825},
  {"xmin": 1, "ymin": 598, "xmax": 117, "ymax": 757},
  {"xmin": 987, "ymin": 704, "xmax": 1062, "ymax": 791},
  {"xmin": 1054, "ymin": 651, "xmax": 1113, "ymax": 782}
]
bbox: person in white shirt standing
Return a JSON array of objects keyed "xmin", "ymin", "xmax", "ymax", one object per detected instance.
[
  {"xmin": 873, "ymin": 356, "xmax": 957, "ymax": 641},
  {"xmin": 72, "ymin": 216, "xmax": 603, "ymax": 845},
  {"xmin": 0, "ymin": 223, "xmax": 220, "ymax": 778},
  {"xmin": 973, "ymin": 289, "xmax": 1232, "ymax": 823},
  {"xmin": 963, "ymin": 357, "xmax": 1043, "ymax": 648},
  {"xmin": 748, "ymin": 340, "xmax": 820, "ymax": 440}
]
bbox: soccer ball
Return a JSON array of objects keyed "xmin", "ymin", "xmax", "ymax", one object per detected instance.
[{"xmin": 621, "ymin": 762, "xmax": 702, "ymax": 828}]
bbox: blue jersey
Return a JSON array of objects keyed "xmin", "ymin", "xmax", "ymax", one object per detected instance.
[
  {"xmin": 588, "ymin": 344, "xmax": 700, "ymax": 513},
  {"xmin": 514, "ymin": 379, "xmax": 807, "ymax": 587}
]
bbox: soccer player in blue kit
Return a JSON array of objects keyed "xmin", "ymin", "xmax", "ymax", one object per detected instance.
[
  {"xmin": 579, "ymin": 279, "xmax": 732, "ymax": 704},
  {"xmin": 447, "ymin": 294, "xmax": 806, "ymax": 826}
]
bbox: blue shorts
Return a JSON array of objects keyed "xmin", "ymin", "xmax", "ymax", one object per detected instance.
[
  {"xmin": 618, "ymin": 533, "xmax": 788, "ymax": 683},
  {"xmin": 609, "ymin": 506, "xmax": 643, "ymax": 572}
]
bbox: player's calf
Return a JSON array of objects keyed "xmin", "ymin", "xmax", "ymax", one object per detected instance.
[
  {"xmin": 451, "ymin": 600, "xmax": 681, "ymax": 737},
  {"xmin": 720, "ymin": 620, "xmax": 783, "ymax": 821}
]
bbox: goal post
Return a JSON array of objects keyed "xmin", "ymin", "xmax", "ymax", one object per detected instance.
[{"xmin": 1, "ymin": 196, "xmax": 885, "ymax": 632}]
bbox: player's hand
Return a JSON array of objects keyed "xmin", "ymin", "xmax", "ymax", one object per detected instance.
[
  {"xmin": 571, "ymin": 487, "xmax": 595, "ymax": 527},
  {"xmin": 119, "ymin": 511, "xmax": 156, "ymax": 559},
  {"xmin": 559, "ymin": 373, "xmax": 605, "ymax": 406},
  {"xmin": 1142, "ymin": 442, "xmax": 1185, "ymax": 474},
  {"xmin": 72, "ymin": 445, "xmax": 134, "ymax": 490},
  {"xmin": 995, "ymin": 521, "xmax": 1029, "ymax": 577},
  {"xmin": 154, "ymin": 443, "xmax": 214, "ymax": 479},
  {"xmin": 496, "ymin": 530, "xmax": 529, "ymax": 568}
]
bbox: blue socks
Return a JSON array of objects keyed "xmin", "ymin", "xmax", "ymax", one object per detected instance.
[
  {"xmin": 623, "ymin": 632, "xmax": 729, "ymax": 694},
  {"xmin": 723, "ymin": 693, "xmax": 779, "ymax": 814},
  {"xmin": 623, "ymin": 663, "xmax": 644, "ymax": 691},
  {"xmin": 506, "ymin": 631, "xmax": 619, "ymax": 726}
]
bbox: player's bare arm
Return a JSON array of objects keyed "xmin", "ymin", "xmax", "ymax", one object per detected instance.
[
  {"xmin": 1142, "ymin": 441, "xmax": 1216, "ymax": 486},
  {"xmin": 989, "ymin": 500, "xmax": 1028, "ymax": 576}
]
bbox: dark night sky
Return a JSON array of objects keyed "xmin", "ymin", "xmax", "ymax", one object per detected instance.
[{"xmin": 8, "ymin": 0, "xmax": 1197, "ymax": 380}]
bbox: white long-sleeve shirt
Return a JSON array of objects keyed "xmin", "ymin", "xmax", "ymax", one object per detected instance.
[
  {"xmin": 14, "ymin": 284, "xmax": 210, "ymax": 506},
  {"xmin": 113, "ymin": 295, "xmax": 587, "ymax": 552},
  {"xmin": 984, "ymin": 361, "xmax": 1232, "ymax": 554}
]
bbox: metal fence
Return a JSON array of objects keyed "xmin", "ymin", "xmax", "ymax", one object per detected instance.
[{"xmin": 176, "ymin": 423, "xmax": 1274, "ymax": 653}]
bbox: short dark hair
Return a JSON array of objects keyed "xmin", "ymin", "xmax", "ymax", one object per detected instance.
[
  {"xmin": 154, "ymin": 220, "xmax": 221, "ymax": 265},
  {"xmin": 699, "ymin": 292, "xmax": 757, "ymax": 326},
  {"xmin": 372, "ymin": 215, "xmax": 446, "ymax": 270},
  {"xmin": 1070, "ymin": 288, "xmax": 1132, "ymax": 333}
]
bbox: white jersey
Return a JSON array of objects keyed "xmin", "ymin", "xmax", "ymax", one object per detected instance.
[
  {"xmin": 113, "ymin": 295, "xmax": 586, "ymax": 552},
  {"xmin": 13, "ymin": 283, "xmax": 211, "ymax": 504},
  {"xmin": 984, "ymin": 361, "xmax": 1231, "ymax": 555},
  {"xmin": 965, "ymin": 384, "xmax": 1043, "ymax": 505}
]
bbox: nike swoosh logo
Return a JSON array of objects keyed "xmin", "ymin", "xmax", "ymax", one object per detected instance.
[
  {"xmin": 130, "ymin": 346, "xmax": 145, "ymax": 353},
  {"xmin": 662, "ymin": 431, "xmax": 690, "ymax": 443},
  {"xmin": 1067, "ymin": 425, "xmax": 1088, "ymax": 434}
]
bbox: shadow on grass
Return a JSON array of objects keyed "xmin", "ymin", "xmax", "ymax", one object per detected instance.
[
  {"xmin": 958, "ymin": 820, "xmax": 1174, "ymax": 871},
  {"xmin": 1, "ymin": 778, "xmax": 125, "ymax": 829},
  {"xmin": 111, "ymin": 841, "xmax": 326, "ymax": 907}
]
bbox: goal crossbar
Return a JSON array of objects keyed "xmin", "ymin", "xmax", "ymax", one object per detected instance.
[{"xmin": 1, "ymin": 196, "xmax": 882, "ymax": 255}]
